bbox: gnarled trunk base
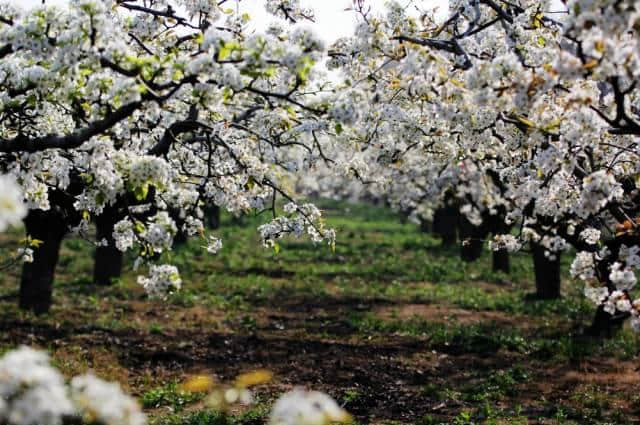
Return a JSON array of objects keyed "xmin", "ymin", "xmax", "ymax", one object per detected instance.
[
  {"xmin": 492, "ymin": 250, "xmax": 510, "ymax": 274},
  {"xmin": 93, "ymin": 207, "xmax": 123, "ymax": 286},
  {"xmin": 531, "ymin": 243, "xmax": 561, "ymax": 299},
  {"xmin": 433, "ymin": 206, "xmax": 458, "ymax": 247},
  {"xmin": 459, "ymin": 217, "xmax": 486, "ymax": 262},
  {"xmin": 20, "ymin": 209, "xmax": 67, "ymax": 314},
  {"xmin": 205, "ymin": 204, "xmax": 221, "ymax": 229}
]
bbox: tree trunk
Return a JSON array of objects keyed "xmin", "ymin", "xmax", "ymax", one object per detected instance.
[
  {"xmin": 205, "ymin": 204, "xmax": 221, "ymax": 229},
  {"xmin": 19, "ymin": 209, "xmax": 67, "ymax": 314},
  {"xmin": 459, "ymin": 217, "xmax": 486, "ymax": 262},
  {"xmin": 93, "ymin": 206, "xmax": 123, "ymax": 286},
  {"xmin": 586, "ymin": 306, "xmax": 629, "ymax": 337},
  {"xmin": 433, "ymin": 206, "xmax": 457, "ymax": 247},
  {"xmin": 492, "ymin": 250, "xmax": 510, "ymax": 273},
  {"xmin": 531, "ymin": 243, "xmax": 561, "ymax": 299},
  {"xmin": 491, "ymin": 215, "xmax": 510, "ymax": 273}
]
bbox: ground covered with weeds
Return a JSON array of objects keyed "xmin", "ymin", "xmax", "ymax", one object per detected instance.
[{"xmin": 1, "ymin": 201, "xmax": 640, "ymax": 425}]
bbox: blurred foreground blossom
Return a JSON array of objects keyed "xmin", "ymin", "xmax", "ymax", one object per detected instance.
[
  {"xmin": 269, "ymin": 388, "xmax": 351, "ymax": 425},
  {"xmin": 0, "ymin": 175, "xmax": 26, "ymax": 232}
]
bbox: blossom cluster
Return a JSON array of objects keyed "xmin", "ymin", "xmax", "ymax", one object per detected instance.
[{"xmin": 0, "ymin": 347, "xmax": 144, "ymax": 425}]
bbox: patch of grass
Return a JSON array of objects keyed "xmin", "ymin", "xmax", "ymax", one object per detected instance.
[
  {"xmin": 154, "ymin": 405, "xmax": 270, "ymax": 425},
  {"xmin": 141, "ymin": 381, "xmax": 205, "ymax": 412}
]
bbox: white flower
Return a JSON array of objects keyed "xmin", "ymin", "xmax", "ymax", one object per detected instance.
[
  {"xmin": 268, "ymin": 388, "xmax": 350, "ymax": 425},
  {"xmin": 579, "ymin": 227, "xmax": 601, "ymax": 245},
  {"xmin": 113, "ymin": 218, "xmax": 135, "ymax": 252},
  {"xmin": 0, "ymin": 347, "xmax": 74, "ymax": 425},
  {"xmin": 570, "ymin": 251, "xmax": 596, "ymax": 281},
  {"xmin": 71, "ymin": 374, "xmax": 146, "ymax": 425},
  {"xmin": 17, "ymin": 248, "xmax": 33, "ymax": 263},
  {"xmin": 137, "ymin": 265, "xmax": 182, "ymax": 298},
  {"xmin": 603, "ymin": 290, "xmax": 627, "ymax": 315},
  {"xmin": 489, "ymin": 234, "xmax": 521, "ymax": 252},
  {"xmin": 584, "ymin": 286, "xmax": 609, "ymax": 305},
  {"xmin": 283, "ymin": 202, "xmax": 297, "ymax": 214},
  {"xmin": 204, "ymin": 235, "xmax": 223, "ymax": 254},
  {"xmin": 609, "ymin": 262, "xmax": 637, "ymax": 290}
]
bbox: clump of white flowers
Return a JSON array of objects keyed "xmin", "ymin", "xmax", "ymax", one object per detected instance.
[
  {"xmin": 127, "ymin": 156, "xmax": 170, "ymax": 193},
  {"xmin": 609, "ymin": 262, "xmax": 637, "ymax": 290},
  {"xmin": 0, "ymin": 347, "xmax": 75, "ymax": 425},
  {"xmin": 570, "ymin": 251, "xmax": 597, "ymax": 281},
  {"xmin": 113, "ymin": 218, "xmax": 135, "ymax": 252},
  {"xmin": 579, "ymin": 228, "xmax": 601, "ymax": 245},
  {"xmin": 141, "ymin": 212, "xmax": 177, "ymax": 254},
  {"xmin": 204, "ymin": 235, "xmax": 223, "ymax": 254},
  {"xmin": 584, "ymin": 286, "xmax": 609, "ymax": 306},
  {"xmin": 0, "ymin": 348, "xmax": 145, "ymax": 425},
  {"xmin": 488, "ymin": 234, "xmax": 521, "ymax": 253},
  {"xmin": 137, "ymin": 265, "xmax": 182, "ymax": 298},
  {"xmin": 268, "ymin": 388, "xmax": 351, "ymax": 425},
  {"xmin": 265, "ymin": 0, "xmax": 314, "ymax": 22},
  {"xmin": 0, "ymin": 175, "xmax": 26, "ymax": 232},
  {"xmin": 258, "ymin": 203, "xmax": 335, "ymax": 248},
  {"xmin": 16, "ymin": 247, "xmax": 34, "ymax": 263},
  {"xmin": 71, "ymin": 375, "xmax": 146, "ymax": 425}
]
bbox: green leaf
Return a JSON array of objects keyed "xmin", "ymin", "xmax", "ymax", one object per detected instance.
[
  {"xmin": 134, "ymin": 185, "xmax": 149, "ymax": 201},
  {"xmin": 135, "ymin": 220, "xmax": 146, "ymax": 234}
]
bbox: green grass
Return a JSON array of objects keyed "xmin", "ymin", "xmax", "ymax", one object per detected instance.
[{"xmin": 142, "ymin": 381, "xmax": 205, "ymax": 412}]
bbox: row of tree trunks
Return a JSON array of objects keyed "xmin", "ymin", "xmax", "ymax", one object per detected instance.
[
  {"xmin": 429, "ymin": 207, "xmax": 562, "ymax": 299},
  {"xmin": 19, "ymin": 202, "xmax": 223, "ymax": 314}
]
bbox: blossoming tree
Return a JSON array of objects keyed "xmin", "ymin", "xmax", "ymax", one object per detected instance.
[
  {"xmin": 320, "ymin": 0, "xmax": 640, "ymax": 333},
  {"xmin": 0, "ymin": 0, "xmax": 338, "ymax": 313}
]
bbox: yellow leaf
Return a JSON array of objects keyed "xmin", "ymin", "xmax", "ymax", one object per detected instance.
[
  {"xmin": 234, "ymin": 370, "xmax": 273, "ymax": 388},
  {"xmin": 595, "ymin": 40, "xmax": 605, "ymax": 53},
  {"xmin": 583, "ymin": 59, "xmax": 599, "ymax": 70},
  {"xmin": 182, "ymin": 375, "xmax": 215, "ymax": 392},
  {"xmin": 516, "ymin": 116, "xmax": 536, "ymax": 128},
  {"xmin": 29, "ymin": 239, "xmax": 44, "ymax": 248}
]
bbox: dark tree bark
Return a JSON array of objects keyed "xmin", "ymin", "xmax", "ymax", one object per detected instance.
[
  {"xmin": 585, "ymin": 306, "xmax": 628, "ymax": 337},
  {"xmin": 168, "ymin": 207, "xmax": 188, "ymax": 245},
  {"xmin": 458, "ymin": 216, "xmax": 486, "ymax": 262},
  {"xmin": 205, "ymin": 204, "xmax": 221, "ymax": 229},
  {"xmin": 492, "ymin": 249, "xmax": 510, "ymax": 273},
  {"xmin": 531, "ymin": 243, "xmax": 561, "ymax": 299},
  {"xmin": 93, "ymin": 206, "xmax": 123, "ymax": 286},
  {"xmin": 433, "ymin": 206, "xmax": 458, "ymax": 246},
  {"xmin": 19, "ymin": 209, "xmax": 67, "ymax": 314},
  {"xmin": 490, "ymin": 214, "xmax": 511, "ymax": 273}
]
